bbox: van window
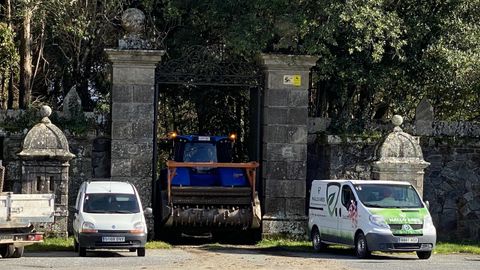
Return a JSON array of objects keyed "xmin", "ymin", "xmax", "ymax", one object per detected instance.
[
  {"xmin": 341, "ymin": 185, "xmax": 355, "ymax": 207},
  {"xmin": 83, "ymin": 193, "xmax": 140, "ymax": 213},
  {"xmin": 353, "ymin": 184, "xmax": 422, "ymax": 208}
]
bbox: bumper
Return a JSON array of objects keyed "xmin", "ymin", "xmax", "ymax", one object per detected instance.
[
  {"xmin": 78, "ymin": 232, "xmax": 147, "ymax": 250},
  {"xmin": 365, "ymin": 233, "xmax": 436, "ymax": 252}
]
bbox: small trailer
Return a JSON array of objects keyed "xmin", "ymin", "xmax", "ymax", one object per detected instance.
[{"xmin": 0, "ymin": 192, "xmax": 55, "ymax": 258}]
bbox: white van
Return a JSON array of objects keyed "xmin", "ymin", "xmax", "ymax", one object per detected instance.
[
  {"xmin": 72, "ymin": 181, "xmax": 152, "ymax": 257},
  {"xmin": 308, "ymin": 180, "xmax": 436, "ymax": 259}
]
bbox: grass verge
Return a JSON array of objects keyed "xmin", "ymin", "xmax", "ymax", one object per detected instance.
[
  {"xmin": 257, "ymin": 238, "xmax": 480, "ymax": 255},
  {"xmin": 434, "ymin": 242, "xmax": 480, "ymax": 255},
  {"xmin": 24, "ymin": 237, "xmax": 171, "ymax": 252}
]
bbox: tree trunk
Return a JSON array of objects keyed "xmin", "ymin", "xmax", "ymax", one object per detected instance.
[{"xmin": 19, "ymin": 7, "xmax": 33, "ymax": 109}]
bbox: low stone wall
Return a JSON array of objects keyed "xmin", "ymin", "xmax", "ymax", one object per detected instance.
[{"xmin": 0, "ymin": 129, "xmax": 109, "ymax": 234}]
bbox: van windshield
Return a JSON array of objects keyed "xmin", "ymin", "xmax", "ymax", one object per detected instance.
[
  {"xmin": 353, "ymin": 184, "xmax": 423, "ymax": 208},
  {"xmin": 83, "ymin": 193, "xmax": 140, "ymax": 213}
]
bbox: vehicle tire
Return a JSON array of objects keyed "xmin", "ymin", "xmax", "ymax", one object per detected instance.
[
  {"xmin": 78, "ymin": 246, "xmax": 87, "ymax": 257},
  {"xmin": 73, "ymin": 238, "xmax": 79, "ymax": 252},
  {"xmin": 416, "ymin": 251, "xmax": 432, "ymax": 260},
  {"xmin": 355, "ymin": 232, "xmax": 371, "ymax": 259},
  {"xmin": 137, "ymin": 247, "xmax": 146, "ymax": 257},
  {"xmin": 0, "ymin": 244, "xmax": 15, "ymax": 258},
  {"xmin": 11, "ymin": 247, "xmax": 24, "ymax": 258},
  {"xmin": 311, "ymin": 227, "xmax": 326, "ymax": 252}
]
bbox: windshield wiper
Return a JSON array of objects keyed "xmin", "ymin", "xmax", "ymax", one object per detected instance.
[
  {"xmin": 110, "ymin": 210, "xmax": 134, "ymax": 213},
  {"xmin": 86, "ymin": 210, "xmax": 108, "ymax": 213}
]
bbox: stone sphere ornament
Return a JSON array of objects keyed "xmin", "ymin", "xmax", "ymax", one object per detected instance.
[
  {"xmin": 40, "ymin": 105, "xmax": 52, "ymax": 118},
  {"xmin": 121, "ymin": 8, "xmax": 145, "ymax": 35},
  {"xmin": 392, "ymin": 115, "xmax": 403, "ymax": 127}
]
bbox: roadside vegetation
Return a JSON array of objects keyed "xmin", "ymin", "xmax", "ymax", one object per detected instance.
[{"xmin": 25, "ymin": 237, "xmax": 171, "ymax": 252}]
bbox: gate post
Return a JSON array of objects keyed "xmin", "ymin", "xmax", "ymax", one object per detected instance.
[
  {"xmin": 258, "ymin": 54, "xmax": 318, "ymax": 238},
  {"xmin": 105, "ymin": 9, "xmax": 165, "ymax": 234}
]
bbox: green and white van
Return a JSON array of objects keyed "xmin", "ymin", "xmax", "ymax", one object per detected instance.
[{"xmin": 308, "ymin": 180, "xmax": 436, "ymax": 259}]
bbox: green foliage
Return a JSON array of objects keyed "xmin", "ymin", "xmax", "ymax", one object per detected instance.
[
  {"xmin": 50, "ymin": 110, "xmax": 95, "ymax": 136},
  {"xmin": 0, "ymin": 22, "xmax": 18, "ymax": 75},
  {"xmin": 0, "ymin": 107, "xmax": 39, "ymax": 132},
  {"xmin": 25, "ymin": 237, "xmax": 73, "ymax": 252},
  {"xmin": 1, "ymin": 0, "xmax": 478, "ymax": 132}
]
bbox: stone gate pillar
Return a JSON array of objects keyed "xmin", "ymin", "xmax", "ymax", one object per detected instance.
[
  {"xmin": 258, "ymin": 54, "xmax": 317, "ymax": 238},
  {"xmin": 372, "ymin": 115, "xmax": 430, "ymax": 196},
  {"xmin": 105, "ymin": 9, "xmax": 165, "ymax": 218}
]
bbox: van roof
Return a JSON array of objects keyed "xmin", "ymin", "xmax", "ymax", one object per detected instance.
[
  {"xmin": 312, "ymin": 179, "xmax": 412, "ymax": 186},
  {"xmin": 85, "ymin": 181, "xmax": 135, "ymax": 194}
]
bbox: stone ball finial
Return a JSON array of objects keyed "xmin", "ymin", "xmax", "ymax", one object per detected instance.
[
  {"xmin": 392, "ymin": 115, "xmax": 403, "ymax": 127},
  {"xmin": 40, "ymin": 105, "xmax": 52, "ymax": 124},
  {"xmin": 121, "ymin": 8, "xmax": 145, "ymax": 35},
  {"xmin": 40, "ymin": 105, "xmax": 52, "ymax": 118}
]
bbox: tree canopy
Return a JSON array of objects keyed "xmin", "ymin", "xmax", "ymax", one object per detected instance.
[{"xmin": 0, "ymin": 0, "xmax": 478, "ymax": 131}]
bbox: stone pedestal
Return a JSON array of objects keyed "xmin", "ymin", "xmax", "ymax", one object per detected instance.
[
  {"xmin": 17, "ymin": 105, "xmax": 75, "ymax": 237},
  {"xmin": 105, "ymin": 49, "xmax": 164, "ymax": 234},
  {"xmin": 372, "ymin": 162, "xmax": 429, "ymax": 196},
  {"xmin": 258, "ymin": 54, "xmax": 317, "ymax": 239}
]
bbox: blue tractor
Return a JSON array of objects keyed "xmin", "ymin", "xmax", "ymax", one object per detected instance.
[{"xmin": 155, "ymin": 134, "xmax": 261, "ymax": 240}]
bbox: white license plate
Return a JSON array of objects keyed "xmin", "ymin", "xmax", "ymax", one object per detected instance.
[
  {"xmin": 102, "ymin": 236, "xmax": 125, "ymax": 242},
  {"xmin": 399, "ymin": 237, "xmax": 419, "ymax": 243}
]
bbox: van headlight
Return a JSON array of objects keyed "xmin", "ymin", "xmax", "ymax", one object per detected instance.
[
  {"xmin": 369, "ymin": 215, "xmax": 390, "ymax": 229},
  {"xmin": 130, "ymin": 222, "xmax": 145, "ymax": 234},
  {"xmin": 81, "ymin": 222, "xmax": 98, "ymax": 233},
  {"xmin": 424, "ymin": 215, "xmax": 435, "ymax": 229}
]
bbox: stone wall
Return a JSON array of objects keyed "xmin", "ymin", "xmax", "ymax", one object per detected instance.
[
  {"xmin": 308, "ymin": 117, "xmax": 480, "ymax": 241},
  {"xmin": 0, "ymin": 128, "xmax": 109, "ymax": 234}
]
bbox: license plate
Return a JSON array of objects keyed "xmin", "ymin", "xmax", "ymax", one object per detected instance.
[
  {"xmin": 399, "ymin": 237, "xmax": 418, "ymax": 243},
  {"xmin": 102, "ymin": 236, "xmax": 125, "ymax": 242}
]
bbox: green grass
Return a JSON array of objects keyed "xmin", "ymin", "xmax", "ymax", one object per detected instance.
[
  {"xmin": 25, "ymin": 237, "xmax": 74, "ymax": 252},
  {"xmin": 434, "ymin": 242, "xmax": 480, "ymax": 255},
  {"xmin": 145, "ymin": 241, "xmax": 171, "ymax": 249},
  {"xmin": 257, "ymin": 238, "xmax": 480, "ymax": 255},
  {"xmin": 24, "ymin": 237, "xmax": 171, "ymax": 252}
]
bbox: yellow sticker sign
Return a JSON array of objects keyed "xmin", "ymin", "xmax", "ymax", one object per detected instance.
[
  {"xmin": 283, "ymin": 75, "xmax": 302, "ymax": 87},
  {"xmin": 293, "ymin": 75, "xmax": 301, "ymax": 86}
]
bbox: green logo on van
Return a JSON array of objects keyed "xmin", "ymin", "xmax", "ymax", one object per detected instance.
[{"xmin": 326, "ymin": 183, "xmax": 340, "ymax": 216}]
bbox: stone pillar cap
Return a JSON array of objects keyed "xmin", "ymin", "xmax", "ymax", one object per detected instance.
[
  {"xmin": 373, "ymin": 115, "xmax": 429, "ymax": 165},
  {"xmin": 18, "ymin": 105, "xmax": 75, "ymax": 161}
]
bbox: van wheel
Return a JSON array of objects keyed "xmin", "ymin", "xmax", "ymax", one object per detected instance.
[
  {"xmin": 416, "ymin": 251, "xmax": 432, "ymax": 259},
  {"xmin": 0, "ymin": 244, "xmax": 15, "ymax": 258},
  {"xmin": 78, "ymin": 246, "xmax": 87, "ymax": 257},
  {"xmin": 11, "ymin": 247, "xmax": 24, "ymax": 258},
  {"xmin": 355, "ymin": 232, "xmax": 371, "ymax": 259},
  {"xmin": 73, "ymin": 238, "xmax": 79, "ymax": 252},
  {"xmin": 311, "ymin": 228, "xmax": 326, "ymax": 252},
  {"xmin": 137, "ymin": 247, "xmax": 146, "ymax": 257}
]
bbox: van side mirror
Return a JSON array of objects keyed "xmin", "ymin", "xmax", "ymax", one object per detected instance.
[
  {"xmin": 144, "ymin": 207, "xmax": 153, "ymax": 216},
  {"xmin": 70, "ymin": 207, "xmax": 78, "ymax": 214},
  {"xmin": 424, "ymin": 201, "xmax": 430, "ymax": 210}
]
